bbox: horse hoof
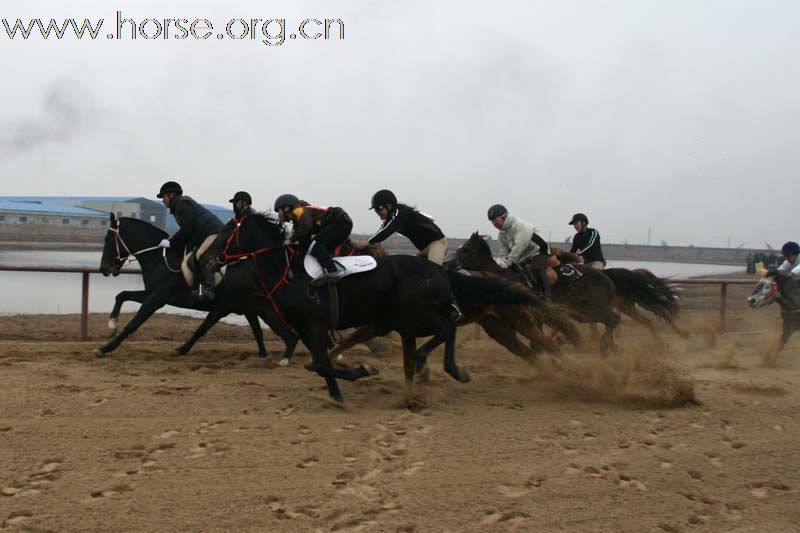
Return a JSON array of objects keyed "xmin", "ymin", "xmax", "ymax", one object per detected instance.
[
  {"xmin": 94, "ymin": 348, "xmax": 106, "ymax": 358},
  {"xmin": 330, "ymin": 390, "xmax": 344, "ymax": 403},
  {"xmin": 361, "ymin": 363, "xmax": 380, "ymax": 376},
  {"xmin": 259, "ymin": 352, "xmax": 269, "ymax": 359},
  {"xmin": 457, "ymin": 368, "xmax": 471, "ymax": 383},
  {"xmin": 279, "ymin": 358, "xmax": 291, "ymax": 367},
  {"xmin": 170, "ymin": 349, "xmax": 189, "ymax": 357},
  {"xmin": 336, "ymin": 354, "xmax": 345, "ymax": 362}
]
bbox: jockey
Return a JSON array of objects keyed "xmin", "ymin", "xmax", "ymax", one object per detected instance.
[
  {"xmin": 488, "ymin": 204, "xmax": 553, "ymax": 300},
  {"xmin": 367, "ymin": 189, "xmax": 449, "ymax": 264},
  {"xmin": 156, "ymin": 181, "xmax": 223, "ymax": 301},
  {"xmin": 367, "ymin": 189, "xmax": 462, "ymax": 319},
  {"xmin": 569, "ymin": 213, "xmax": 606, "ymax": 269},
  {"xmin": 230, "ymin": 190, "xmax": 256, "ymax": 219},
  {"xmin": 777, "ymin": 241, "xmax": 800, "ymax": 275},
  {"xmin": 274, "ymin": 193, "xmax": 353, "ymax": 284}
]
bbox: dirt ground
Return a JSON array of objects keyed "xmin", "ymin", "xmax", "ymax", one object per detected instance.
[{"xmin": 1, "ymin": 274, "xmax": 799, "ymax": 532}]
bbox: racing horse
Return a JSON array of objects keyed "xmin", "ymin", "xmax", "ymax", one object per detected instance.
[
  {"xmin": 748, "ymin": 271, "xmax": 800, "ymax": 351},
  {"xmin": 202, "ymin": 213, "xmax": 541, "ymax": 403},
  {"xmin": 457, "ymin": 232, "xmax": 621, "ymax": 352},
  {"xmin": 96, "ymin": 213, "xmax": 298, "ymax": 361},
  {"xmin": 553, "ymin": 248, "xmax": 688, "ymax": 341}
]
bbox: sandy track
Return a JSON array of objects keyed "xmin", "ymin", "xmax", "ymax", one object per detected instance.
[{"xmin": 1, "ymin": 284, "xmax": 799, "ymax": 531}]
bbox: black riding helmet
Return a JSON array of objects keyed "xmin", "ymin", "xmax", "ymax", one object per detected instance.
[
  {"xmin": 369, "ymin": 189, "xmax": 397, "ymax": 210},
  {"xmin": 569, "ymin": 213, "xmax": 589, "ymax": 225},
  {"xmin": 157, "ymin": 181, "xmax": 183, "ymax": 198},
  {"xmin": 229, "ymin": 191, "xmax": 252, "ymax": 204},
  {"xmin": 274, "ymin": 193, "xmax": 300, "ymax": 212},
  {"xmin": 487, "ymin": 204, "xmax": 508, "ymax": 220}
]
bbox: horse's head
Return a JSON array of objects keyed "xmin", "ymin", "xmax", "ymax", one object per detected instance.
[
  {"xmin": 205, "ymin": 212, "xmax": 286, "ymax": 266},
  {"xmin": 748, "ymin": 277, "xmax": 778, "ymax": 308},
  {"xmin": 456, "ymin": 231, "xmax": 492, "ymax": 269},
  {"xmin": 99, "ymin": 213, "xmax": 125, "ymax": 277},
  {"xmin": 99, "ymin": 213, "xmax": 168, "ymax": 277}
]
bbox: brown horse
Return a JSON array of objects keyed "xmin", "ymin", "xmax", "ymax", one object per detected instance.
[
  {"xmin": 552, "ymin": 248, "xmax": 688, "ymax": 340},
  {"xmin": 457, "ymin": 233, "xmax": 621, "ymax": 352}
]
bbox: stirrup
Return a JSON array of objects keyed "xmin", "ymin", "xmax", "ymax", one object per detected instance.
[
  {"xmin": 449, "ymin": 303, "xmax": 463, "ymax": 322},
  {"xmin": 310, "ymin": 271, "xmax": 342, "ymax": 287}
]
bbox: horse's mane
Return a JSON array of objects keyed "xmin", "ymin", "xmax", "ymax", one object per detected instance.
[
  {"xmin": 249, "ymin": 212, "xmax": 286, "ymax": 241},
  {"xmin": 118, "ymin": 217, "xmax": 168, "ymax": 239},
  {"xmin": 468, "ymin": 231, "xmax": 492, "ymax": 256}
]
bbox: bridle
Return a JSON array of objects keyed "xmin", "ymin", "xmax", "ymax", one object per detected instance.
[{"xmin": 107, "ymin": 221, "xmax": 180, "ymax": 272}]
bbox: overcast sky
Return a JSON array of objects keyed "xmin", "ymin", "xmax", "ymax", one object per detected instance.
[{"xmin": 1, "ymin": 0, "xmax": 798, "ymax": 248}]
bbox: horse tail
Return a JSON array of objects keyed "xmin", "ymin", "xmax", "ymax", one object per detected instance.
[
  {"xmin": 447, "ymin": 270, "xmax": 534, "ymax": 306},
  {"xmin": 604, "ymin": 268, "xmax": 680, "ymax": 320}
]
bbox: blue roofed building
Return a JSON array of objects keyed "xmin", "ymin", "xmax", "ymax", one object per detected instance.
[{"xmin": 0, "ymin": 196, "xmax": 230, "ymax": 248}]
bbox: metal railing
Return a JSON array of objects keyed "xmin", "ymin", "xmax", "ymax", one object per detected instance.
[
  {"xmin": 670, "ymin": 278, "xmax": 754, "ymax": 332},
  {"xmin": 0, "ymin": 266, "xmax": 755, "ymax": 340},
  {"xmin": 0, "ymin": 265, "xmax": 141, "ymax": 340}
]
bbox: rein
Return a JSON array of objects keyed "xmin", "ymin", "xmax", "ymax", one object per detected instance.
[{"xmin": 109, "ymin": 223, "xmax": 168, "ymax": 269}]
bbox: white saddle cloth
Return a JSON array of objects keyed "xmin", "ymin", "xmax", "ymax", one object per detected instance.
[{"xmin": 303, "ymin": 249, "xmax": 377, "ymax": 280}]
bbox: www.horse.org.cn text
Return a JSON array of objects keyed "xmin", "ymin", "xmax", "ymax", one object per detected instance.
[{"xmin": 1, "ymin": 11, "xmax": 345, "ymax": 47}]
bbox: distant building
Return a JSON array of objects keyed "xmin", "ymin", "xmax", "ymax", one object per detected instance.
[
  {"xmin": 0, "ymin": 201, "xmax": 108, "ymax": 226},
  {"xmin": 0, "ymin": 196, "xmax": 167, "ymax": 228},
  {"xmin": 0, "ymin": 196, "xmax": 230, "ymax": 231}
]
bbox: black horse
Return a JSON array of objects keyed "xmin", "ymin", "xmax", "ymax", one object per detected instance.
[
  {"xmin": 748, "ymin": 272, "xmax": 800, "ymax": 350},
  {"xmin": 457, "ymin": 232, "xmax": 621, "ymax": 352},
  {"xmin": 203, "ymin": 213, "xmax": 538, "ymax": 403},
  {"xmin": 96, "ymin": 214, "xmax": 298, "ymax": 361}
]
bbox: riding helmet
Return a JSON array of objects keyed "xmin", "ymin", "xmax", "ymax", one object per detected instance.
[
  {"xmin": 369, "ymin": 189, "xmax": 397, "ymax": 210},
  {"xmin": 569, "ymin": 213, "xmax": 589, "ymax": 225},
  {"xmin": 274, "ymin": 194, "xmax": 300, "ymax": 212},
  {"xmin": 157, "ymin": 181, "xmax": 183, "ymax": 198},
  {"xmin": 229, "ymin": 191, "xmax": 252, "ymax": 204},
  {"xmin": 487, "ymin": 204, "xmax": 508, "ymax": 220},
  {"xmin": 781, "ymin": 241, "xmax": 800, "ymax": 256}
]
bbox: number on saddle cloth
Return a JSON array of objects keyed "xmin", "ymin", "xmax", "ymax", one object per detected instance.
[{"xmin": 555, "ymin": 264, "xmax": 583, "ymax": 284}]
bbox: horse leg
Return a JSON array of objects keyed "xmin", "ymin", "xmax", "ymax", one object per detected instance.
[
  {"xmin": 598, "ymin": 310, "xmax": 622, "ymax": 356},
  {"xmin": 442, "ymin": 324, "xmax": 471, "ymax": 383},
  {"xmin": 477, "ymin": 314, "xmax": 540, "ymax": 363},
  {"xmin": 329, "ymin": 324, "xmax": 378, "ymax": 361},
  {"xmin": 95, "ymin": 287, "xmax": 173, "ymax": 357},
  {"xmin": 173, "ymin": 309, "xmax": 227, "ymax": 356},
  {"xmin": 302, "ymin": 328, "xmax": 344, "ymax": 403},
  {"xmin": 401, "ymin": 334, "xmax": 417, "ymax": 402},
  {"xmin": 410, "ymin": 335, "xmax": 446, "ymax": 383},
  {"xmin": 618, "ymin": 301, "xmax": 663, "ymax": 344},
  {"xmin": 243, "ymin": 311, "xmax": 268, "ymax": 358},
  {"xmin": 664, "ymin": 315, "xmax": 691, "ymax": 339},
  {"xmin": 305, "ymin": 327, "xmax": 379, "ymax": 388},
  {"xmin": 507, "ymin": 309, "xmax": 561, "ymax": 356},
  {"xmin": 256, "ymin": 303, "xmax": 297, "ymax": 365},
  {"xmin": 779, "ymin": 319, "xmax": 795, "ymax": 350},
  {"xmin": 108, "ymin": 290, "xmax": 148, "ymax": 336}
]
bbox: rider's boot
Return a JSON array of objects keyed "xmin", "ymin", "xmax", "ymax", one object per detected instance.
[
  {"xmin": 192, "ymin": 265, "xmax": 216, "ymax": 301},
  {"xmin": 448, "ymin": 293, "xmax": 464, "ymax": 321}
]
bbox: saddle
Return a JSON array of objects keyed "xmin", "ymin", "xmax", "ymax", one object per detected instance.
[
  {"xmin": 303, "ymin": 253, "xmax": 377, "ymax": 280},
  {"xmin": 180, "ymin": 234, "xmax": 226, "ymax": 288}
]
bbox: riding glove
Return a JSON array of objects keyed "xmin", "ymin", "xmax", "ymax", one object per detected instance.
[{"xmin": 159, "ymin": 239, "xmax": 171, "ymax": 248}]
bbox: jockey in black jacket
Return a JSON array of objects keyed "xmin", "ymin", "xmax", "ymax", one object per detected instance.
[
  {"xmin": 569, "ymin": 213, "xmax": 605, "ymax": 269},
  {"xmin": 367, "ymin": 189, "xmax": 461, "ymax": 319},
  {"xmin": 157, "ymin": 181, "xmax": 223, "ymax": 300}
]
